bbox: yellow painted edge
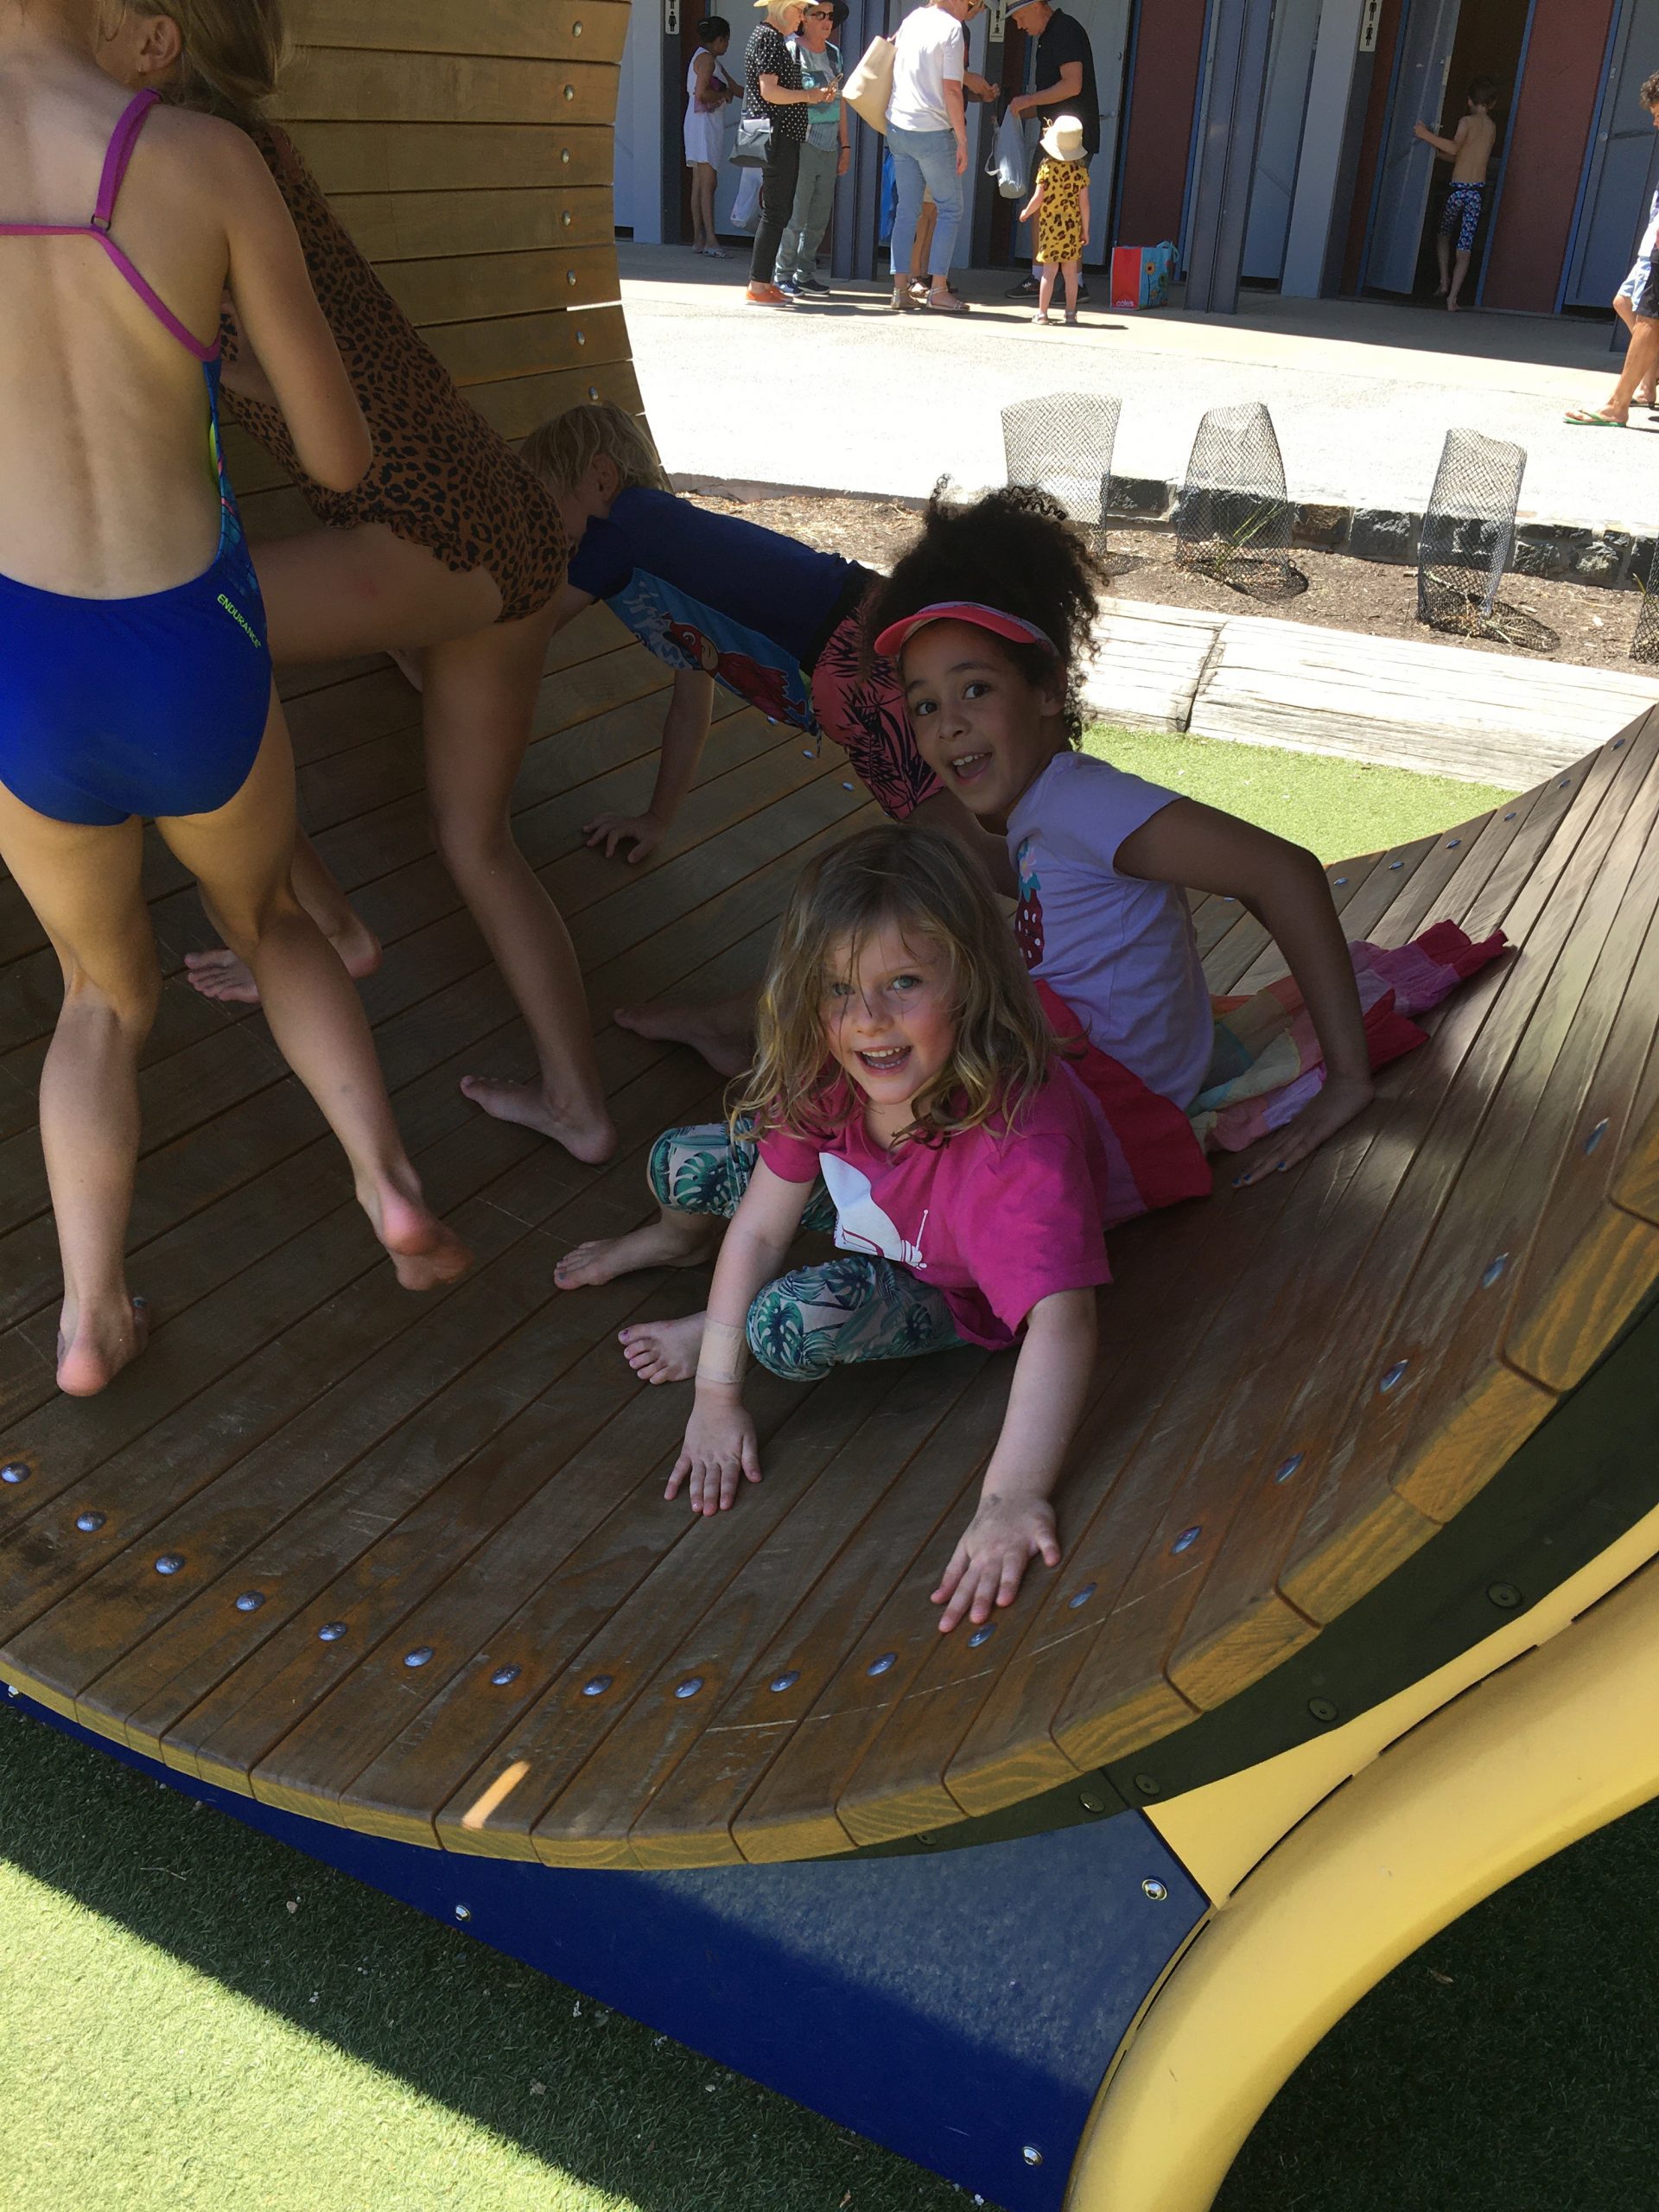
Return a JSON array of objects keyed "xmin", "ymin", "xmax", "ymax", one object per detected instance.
[
  {"xmin": 1065, "ymin": 1551, "xmax": 1659, "ymax": 2212},
  {"xmin": 1147, "ymin": 1494, "xmax": 1659, "ymax": 1906}
]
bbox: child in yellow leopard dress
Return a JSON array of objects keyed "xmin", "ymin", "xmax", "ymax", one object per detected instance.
[{"xmin": 1019, "ymin": 114, "xmax": 1090, "ymax": 326}]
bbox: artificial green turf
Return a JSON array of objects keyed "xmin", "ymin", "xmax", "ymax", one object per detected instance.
[
  {"xmin": 1084, "ymin": 726, "xmax": 1519, "ymax": 864},
  {"xmin": 7, "ymin": 1698, "xmax": 1659, "ymax": 2212},
  {"xmin": 3, "ymin": 735, "xmax": 1634, "ymax": 2212}
]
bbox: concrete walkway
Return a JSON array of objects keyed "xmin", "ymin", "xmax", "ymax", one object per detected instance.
[{"xmin": 620, "ymin": 243, "xmax": 1659, "ymax": 535}]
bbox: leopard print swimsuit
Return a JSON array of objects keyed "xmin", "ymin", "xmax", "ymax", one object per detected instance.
[{"xmin": 224, "ymin": 124, "xmax": 566, "ymax": 624}]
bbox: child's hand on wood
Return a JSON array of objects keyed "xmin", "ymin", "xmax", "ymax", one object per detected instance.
[
  {"xmin": 1230, "ymin": 1071, "xmax": 1376, "ymax": 1187},
  {"xmin": 932, "ymin": 1491, "xmax": 1060, "ymax": 1631},
  {"xmin": 584, "ymin": 809, "xmax": 667, "ymax": 864},
  {"xmin": 667, "ymin": 1397, "xmax": 762, "ymax": 1514}
]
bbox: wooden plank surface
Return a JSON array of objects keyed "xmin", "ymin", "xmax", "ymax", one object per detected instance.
[
  {"xmin": 6, "ymin": 709, "xmax": 1658, "ymax": 1853},
  {"xmin": 296, "ymin": 1, "xmax": 631, "ymax": 66},
  {"xmin": 281, "ymin": 50, "xmax": 619, "ymax": 130},
  {"xmin": 1187, "ymin": 614, "xmax": 1659, "ymax": 786},
  {"xmin": 3, "ymin": 0, "xmax": 1658, "ymax": 1852}
]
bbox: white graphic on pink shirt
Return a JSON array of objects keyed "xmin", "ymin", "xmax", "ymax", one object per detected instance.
[{"xmin": 821, "ymin": 1154, "xmax": 928, "ymax": 1268}]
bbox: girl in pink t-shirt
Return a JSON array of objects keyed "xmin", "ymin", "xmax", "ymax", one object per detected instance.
[
  {"xmin": 868, "ymin": 486, "xmax": 1379, "ymax": 1187},
  {"xmin": 554, "ymin": 824, "xmax": 1116, "ymax": 1631}
]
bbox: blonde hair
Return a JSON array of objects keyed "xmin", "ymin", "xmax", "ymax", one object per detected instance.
[
  {"xmin": 733, "ymin": 824, "xmax": 1062, "ymax": 1150},
  {"xmin": 520, "ymin": 402, "xmax": 671, "ymax": 499},
  {"xmin": 137, "ymin": 0, "xmax": 289, "ymax": 122}
]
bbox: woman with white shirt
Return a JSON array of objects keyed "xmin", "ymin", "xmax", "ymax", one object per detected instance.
[{"xmin": 884, "ymin": 0, "xmax": 976, "ymax": 314}]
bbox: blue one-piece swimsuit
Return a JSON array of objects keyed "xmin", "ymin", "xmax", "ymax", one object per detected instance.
[{"xmin": 0, "ymin": 90, "xmax": 271, "ymax": 827}]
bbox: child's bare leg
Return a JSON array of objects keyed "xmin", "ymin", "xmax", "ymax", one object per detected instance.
[
  {"xmin": 1435, "ymin": 229, "xmax": 1452, "ymax": 296},
  {"xmin": 1615, "ymin": 295, "xmax": 1657, "ymax": 401},
  {"xmin": 417, "ymin": 610, "xmax": 617, "ymax": 1162},
  {"xmin": 187, "ymin": 525, "xmax": 505, "ymax": 1002},
  {"xmin": 1063, "ymin": 258, "xmax": 1080, "ymax": 314},
  {"xmin": 619, "ymin": 1310, "xmax": 706, "ymax": 1384},
  {"xmin": 187, "ymin": 826, "xmax": 381, "ymax": 1003},
  {"xmin": 159, "ymin": 700, "xmax": 471, "ymax": 1290},
  {"xmin": 614, "ymin": 986, "xmax": 758, "ymax": 1077},
  {"xmin": 1037, "ymin": 263, "xmax": 1057, "ymax": 317},
  {"xmin": 1446, "ymin": 245, "xmax": 1471, "ymax": 310},
  {"xmin": 0, "ymin": 792, "xmax": 158, "ymax": 1395},
  {"xmin": 555, "ymin": 1207, "xmax": 717, "ymax": 1289}
]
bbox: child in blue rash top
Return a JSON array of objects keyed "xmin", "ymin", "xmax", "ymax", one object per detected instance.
[{"xmin": 520, "ymin": 403, "xmax": 999, "ymax": 871}]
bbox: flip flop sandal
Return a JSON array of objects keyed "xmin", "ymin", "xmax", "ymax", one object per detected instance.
[{"xmin": 1564, "ymin": 409, "xmax": 1626, "ymax": 427}]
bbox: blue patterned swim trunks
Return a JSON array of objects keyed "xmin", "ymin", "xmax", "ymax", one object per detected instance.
[{"xmin": 1439, "ymin": 179, "xmax": 1484, "ymax": 255}]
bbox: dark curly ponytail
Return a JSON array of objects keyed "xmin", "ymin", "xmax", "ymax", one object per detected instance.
[{"xmin": 866, "ymin": 481, "xmax": 1109, "ymax": 744}]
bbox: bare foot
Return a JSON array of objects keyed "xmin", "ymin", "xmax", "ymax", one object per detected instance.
[
  {"xmin": 620, "ymin": 1311, "xmax": 706, "ymax": 1384},
  {"xmin": 614, "ymin": 999, "xmax": 753, "ymax": 1079},
  {"xmin": 186, "ymin": 914, "xmax": 382, "ymax": 1007},
  {"xmin": 458, "ymin": 1075, "xmax": 619, "ymax": 1163},
  {"xmin": 57, "ymin": 1294, "xmax": 149, "ymax": 1397},
  {"xmin": 360, "ymin": 1176, "xmax": 474, "ymax": 1291},
  {"xmin": 1446, "ymin": 297, "xmax": 1461, "ymax": 313},
  {"xmin": 555, "ymin": 1211, "xmax": 716, "ymax": 1290}
]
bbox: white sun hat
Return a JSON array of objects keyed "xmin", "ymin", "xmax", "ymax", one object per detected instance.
[{"xmin": 1039, "ymin": 114, "xmax": 1086, "ymax": 162}]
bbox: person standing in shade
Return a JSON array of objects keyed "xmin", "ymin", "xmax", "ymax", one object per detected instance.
[
  {"xmin": 1569, "ymin": 71, "xmax": 1659, "ymax": 426},
  {"xmin": 685, "ymin": 16, "xmax": 741, "ymax": 260},
  {"xmin": 886, "ymin": 0, "xmax": 976, "ymax": 315},
  {"xmin": 741, "ymin": 0, "xmax": 837, "ymax": 308},
  {"xmin": 1003, "ymin": 0, "xmax": 1097, "ymax": 301},
  {"xmin": 775, "ymin": 0, "xmax": 847, "ymax": 296}
]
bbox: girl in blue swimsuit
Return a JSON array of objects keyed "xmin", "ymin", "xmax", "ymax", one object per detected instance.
[{"xmin": 0, "ymin": 2, "xmax": 470, "ymax": 1396}]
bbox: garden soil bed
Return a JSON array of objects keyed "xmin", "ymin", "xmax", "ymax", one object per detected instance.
[{"xmin": 684, "ymin": 489, "xmax": 1649, "ymax": 674}]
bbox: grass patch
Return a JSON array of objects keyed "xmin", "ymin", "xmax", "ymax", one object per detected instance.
[{"xmin": 1084, "ymin": 725, "xmax": 1519, "ymax": 863}]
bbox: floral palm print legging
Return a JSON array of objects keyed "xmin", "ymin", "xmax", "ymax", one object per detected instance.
[{"xmin": 650, "ymin": 1123, "xmax": 968, "ymax": 1382}]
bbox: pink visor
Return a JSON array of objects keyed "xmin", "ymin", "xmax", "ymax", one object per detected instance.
[{"xmin": 872, "ymin": 599, "xmax": 1058, "ymax": 661}]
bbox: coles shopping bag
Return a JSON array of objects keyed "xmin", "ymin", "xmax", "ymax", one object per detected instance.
[{"xmin": 1109, "ymin": 240, "xmax": 1177, "ymax": 309}]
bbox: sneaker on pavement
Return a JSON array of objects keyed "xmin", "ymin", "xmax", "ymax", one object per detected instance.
[
  {"xmin": 1005, "ymin": 275, "xmax": 1041, "ymax": 297},
  {"xmin": 745, "ymin": 282, "xmax": 792, "ymax": 306},
  {"xmin": 776, "ymin": 279, "xmax": 804, "ymax": 299},
  {"xmin": 796, "ymin": 273, "xmax": 830, "ymax": 293}
]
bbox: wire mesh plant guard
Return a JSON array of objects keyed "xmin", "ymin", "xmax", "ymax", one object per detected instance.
[
  {"xmin": 1631, "ymin": 537, "xmax": 1659, "ymax": 666},
  {"xmin": 1174, "ymin": 402, "xmax": 1306, "ymax": 601},
  {"xmin": 1417, "ymin": 428, "xmax": 1559, "ymax": 652},
  {"xmin": 1001, "ymin": 391, "xmax": 1120, "ymax": 541}
]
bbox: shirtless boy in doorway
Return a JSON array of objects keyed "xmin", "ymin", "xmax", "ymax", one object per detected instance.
[{"xmin": 1415, "ymin": 76, "xmax": 1498, "ymax": 312}]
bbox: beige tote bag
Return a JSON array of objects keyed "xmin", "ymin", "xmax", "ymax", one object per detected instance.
[{"xmin": 842, "ymin": 32, "xmax": 896, "ymax": 135}]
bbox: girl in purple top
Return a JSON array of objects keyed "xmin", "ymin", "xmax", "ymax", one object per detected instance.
[
  {"xmin": 868, "ymin": 486, "xmax": 1378, "ymax": 1189},
  {"xmin": 554, "ymin": 824, "xmax": 1116, "ymax": 1632}
]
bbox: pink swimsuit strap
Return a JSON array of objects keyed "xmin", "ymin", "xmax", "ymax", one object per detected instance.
[{"xmin": 0, "ymin": 89, "xmax": 217, "ymax": 363}]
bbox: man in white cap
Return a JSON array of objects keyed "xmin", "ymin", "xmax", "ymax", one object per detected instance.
[{"xmin": 1003, "ymin": 0, "xmax": 1096, "ymax": 299}]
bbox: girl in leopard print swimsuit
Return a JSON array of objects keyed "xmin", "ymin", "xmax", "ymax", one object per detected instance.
[{"xmin": 105, "ymin": 0, "xmax": 615, "ymax": 1167}]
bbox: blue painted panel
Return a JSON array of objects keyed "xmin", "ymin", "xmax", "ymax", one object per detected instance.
[{"xmin": 3, "ymin": 1691, "xmax": 1207, "ymax": 2210}]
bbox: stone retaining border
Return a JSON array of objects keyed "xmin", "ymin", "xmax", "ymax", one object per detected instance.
[{"xmin": 672, "ymin": 474, "xmax": 1652, "ymax": 593}]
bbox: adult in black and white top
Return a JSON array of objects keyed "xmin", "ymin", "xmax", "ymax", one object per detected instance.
[
  {"xmin": 742, "ymin": 0, "xmax": 838, "ymax": 307},
  {"xmin": 1006, "ymin": 0, "xmax": 1098, "ymax": 297}
]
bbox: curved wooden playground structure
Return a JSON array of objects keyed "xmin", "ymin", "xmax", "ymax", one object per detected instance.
[{"xmin": 4, "ymin": 9, "xmax": 1659, "ymax": 2206}]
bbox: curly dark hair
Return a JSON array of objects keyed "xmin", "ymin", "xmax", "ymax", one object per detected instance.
[
  {"xmin": 866, "ymin": 482, "xmax": 1109, "ymax": 745},
  {"xmin": 1644, "ymin": 69, "xmax": 1659, "ymax": 111}
]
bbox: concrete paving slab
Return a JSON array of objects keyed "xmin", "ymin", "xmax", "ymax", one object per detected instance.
[{"xmin": 620, "ymin": 245, "xmax": 1659, "ymax": 538}]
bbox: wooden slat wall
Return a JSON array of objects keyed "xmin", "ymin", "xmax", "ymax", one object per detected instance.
[{"xmin": 230, "ymin": 0, "xmax": 635, "ymax": 528}]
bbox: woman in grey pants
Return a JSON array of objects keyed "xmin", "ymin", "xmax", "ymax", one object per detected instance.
[{"xmin": 775, "ymin": 1, "xmax": 849, "ymax": 294}]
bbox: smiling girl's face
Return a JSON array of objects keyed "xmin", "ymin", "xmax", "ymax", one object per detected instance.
[
  {"xmin": 901, "ymin": 620, "xmax": 1068, "ymax": 824},
  {"xmin": 822, "ymin": 924, "xmax": 958, "ymax": 1142}
]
